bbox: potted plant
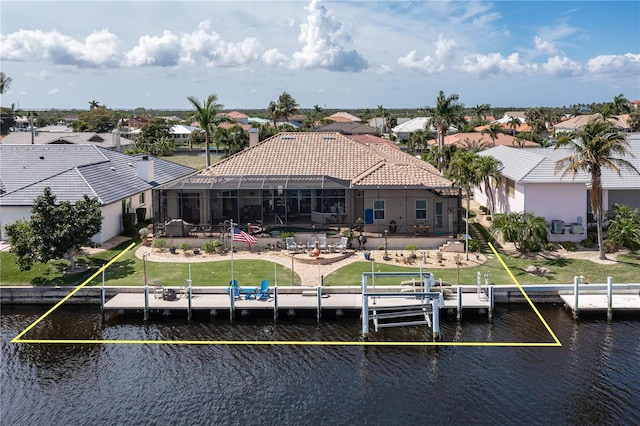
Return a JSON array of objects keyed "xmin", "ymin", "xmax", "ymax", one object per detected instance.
[
  {"xmin": 193, "ymin": 247, "xmax": 200, "ymax": 255},
  {"xmin": 212, "ymin": 239, "xmax": 224, "ymax": 254},
  {"xmin": 139, "ymin": 227, "xmax": 151, "ymax": 246},
  {"xmin": 363, "ymin": 250, "xmax": 372, "ymax": 261},
  {"xmin": 169, "ymin": 244, "xmax": 177, "ymax": 254}
]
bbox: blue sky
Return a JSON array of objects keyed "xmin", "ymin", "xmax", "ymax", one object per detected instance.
[{"xmin": 1, "ymin": 0, "xmax": 639, "ymax": 111}]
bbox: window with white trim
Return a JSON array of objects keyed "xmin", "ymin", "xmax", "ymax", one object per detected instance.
[
  {"xmin": 373, "ymin": 199, "xmax": 385, "ymax": 220},
  {"xmin": 415, "ymin": 200, "xmax": 427, "ymax": 220}
]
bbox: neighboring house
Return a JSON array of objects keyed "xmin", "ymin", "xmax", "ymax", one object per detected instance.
[
  {"xmin": 324, "ymin": 112, "xmax": 362, "ymax": 123},
  {"xmin": 223, "ymin": 111, "xmax": 250, "ymax": 125},
  {"xmin": 0, "ymin": 131, "xmax": 134, "ymax": 152},
  {"xmin": 553, "ymin": 114, "xmax": 631, "ymax": 134},
  {"xmin": 310, "ymin": 121, "xmax": 377, "ymax": 135},
  {"xmin": 391, "ymin": 117, "xmax": 433, "ymax": 142},
  {"xmin": 347, "ymin": 134, "xmax": 399, "ymax": 150},
  {"xmin": 169, "ymin": 125, "xmax": 200, "ymax": 145},
  {"xmin": 473, "ymin": 135, "xmax": 640, "ymax": 242},
  {"xmin": 0, "ymin": 145, "xmax": 195, "ymax": 243},
  {"xmin": 493, "ymin": 112, "xmax": 526, "ymax": 124},
  {"xmin": 155, "ymin": 132, "xmax": 461, "ymax": 236},
  {"xmin": 428, "ymin": 132, "xmax": 539, "ymax": 149}
]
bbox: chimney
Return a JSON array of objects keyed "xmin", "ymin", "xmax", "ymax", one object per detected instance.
[
  {"xmin": 112, "ymin": 131, "xmax": 121, "ymax": 152},
  {"xmin": 137, "ymin": 155, "xmax": 154, "ymax": 182},
  {"xmin": 249, "ymin": 127, "xmax": 259, "ymax": 148}
]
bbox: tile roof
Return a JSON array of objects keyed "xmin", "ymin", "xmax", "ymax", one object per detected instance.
[
  {"xmin": 430, "ymin": 132, "xmax": 539, "ymax": 148},
  {"xmin": 312, "ymin": 121, "xmax": 377, "ymax": 135},
  {"xmin": 195, "ymin": 132, "xmax": 452, "ymax": 189},
  {"xmin": 325, "ymin": 112, "xmax": 362, "ymax": 122},
  {"xmin": 553, "ymin": 114, "xmax": 631, "ymax": 131},
  {"xmin": 0, "ymin": 145, "xmax": 195, "ymax": 206},
  {"xmin": 347, "ymin": 134, "xmax": 399, "ymax": 149}
]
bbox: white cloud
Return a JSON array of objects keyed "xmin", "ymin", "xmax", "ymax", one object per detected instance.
[
  {"xmin": 289, "ymin": 0, "xmax": 367, "ymax": 72},
  {"xmin": 47, "ymin": 88, "xmax": 59, "ymax": 95},
  {"xmin": 540, "ymin": 56, "xmax": 581, "ymax": 77},
  {"xmin": 123, "ymin": 30, "xmax": 180, "ymax": 67},
  {"xmin": 397, "ymin": 34, "xmax": 457, "ymax": 73},
  {"xmin": 459, "ymin": 52, "xmax": 533, "ymax": 76},
  {"xmin": 262, "ymin": 48, "xmax": 289, "ymax": 67},
  {"xmin": 534, "ymin": 36, "xmax": 558, "ymax": 55},
  {"xmin": 0, "ymin": 29, "xmax": 120, "ymax": 68},
  {"xmin": 585, "ymin": 53, "xmax": 640, "ymax": 78}
]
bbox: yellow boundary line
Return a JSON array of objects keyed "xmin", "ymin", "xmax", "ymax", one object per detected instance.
[{"xmin": 13, "ymin": 242, "xmax": 561, "ymax": 347}]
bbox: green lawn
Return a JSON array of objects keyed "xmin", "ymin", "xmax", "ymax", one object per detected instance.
[
  {"xmin": 324, "ymin": 252, "xmax": 640, "ymax": 286},
  {"xmin": 1, "ymin": 240, "xmax": 638, "ymax": 287}
]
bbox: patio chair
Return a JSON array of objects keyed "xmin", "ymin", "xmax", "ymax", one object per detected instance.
[
  {"xmin": 306, "ymin": 237, "xmax": 316, "ymax": 250},
  {"xmin": 226, "ymin": 279, "xmax": 242, "ymax": 300},
  {"xmin": 335, "ymin": 236, "xmax": 348, "ymax": 252},
  {"xmin": 152, "ymin": 279, "xmax": 164, "ymax": 299},
  {"xmin": 317, "ymin": 236, "xmax": 328, "ymax": 252},
  {"xmin": 285, "ymin": 237, "xmax": 298, "ymax": 254},
  {"xmin": 244, "ymin": 279, "xmax": 270, "ymax": 301}
]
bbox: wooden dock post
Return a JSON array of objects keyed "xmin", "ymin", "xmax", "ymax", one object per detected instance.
[
  {"xmin": 362, "ymin": 275, "xmax": 369, "ymax": 337},
  {"xmin": 488, "ymin": 285, "xmax": 494, "ymax": 320},
  {"xmin": 607, "ymin": 276, "xmax": 613, "ymax": 320},
  {"xmin": 456, "ymin": 286, "xmax": 462, "ymax": 320},
  {"xmin": 273, "ymin": 286, "xmax": 278, "ymax": 320},
  {"xmin": 431, "ymin": 297, "xmax": 440, "ymax": 340},
  {"xmin": 143, "ymin": 284, "xmax": 149, "ymax": 321},
  {"xmin": 317, "ymin": 285, "xmax": 322, "ymax": 321},
  {"xmin": 573, "ymin": 276, "xmax": 580, "ymax": 318},
  {"xmin": 186, "ymin": 279, "xmax": 192, "ymax": 320},
  {"xmin": 229, "ymin": 289, "xmax": 235, "ymax": 321},
  {"xmin": 100, "ymin": 270, "xmax": 105, "ymax": 321}
]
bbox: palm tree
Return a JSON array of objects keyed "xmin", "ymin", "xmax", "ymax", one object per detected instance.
[
  {"xmin": 187, "ymin": 94, "xmax": 224, "ymax": 168},
  {"xmin": 610, "ymin": 94, "xmax": 630, "ymax": 115},
  {"xmin": 481, "ymin": 123, "xmax": 504, "ymax": 146},
  {"xmin": 555, "ymin": 118, "xmax": 639, "ymax": 260},
  {"xmin": 89, "ymin": 100, "xmax": 100, "ymax": 110},
  {"xmin": 507, "ymin": 116, "xmax": 520, "ymax": 137},
  {"xmin": 425, "ymin": 90, "xmax": 466, "ymax": 173},
  {"xmin": 0, "ymin": 72, "xmax": 12, "ymax": 94},
  {"xmin": 446, "ymin": 150, "xmax": 481, "ymax": 260},
  {"xmin": 277, "ymin": 92, "xmax": 299, "ymax": 124},
  {"xmin": 267, "ymin": 100, "xmax": 280, "ymax": 128},
  {"xmin": 492, "ymin": 212, "xmax": 549, "ymax": 252},
  {"xmin": 475, "ymin": 155, "xmax": 502, "ymax": 220}
]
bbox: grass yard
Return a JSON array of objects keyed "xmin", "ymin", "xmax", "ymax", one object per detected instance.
[{"xmin": 1, "ymin": 239, "xmax": 638, "ymax": 287}]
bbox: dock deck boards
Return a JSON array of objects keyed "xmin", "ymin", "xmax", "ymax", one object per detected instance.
[{"xmin": 560, "ymin": 294, "xmax": 640, "ymax": 311}]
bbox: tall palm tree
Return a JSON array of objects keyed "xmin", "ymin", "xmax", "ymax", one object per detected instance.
[
  {"xmin": 610, "ymin": 94, "xmax": 630, "ymax": 115},
  {"xmin": 475, "ymin": 156, "xmax": 502, "ymax": 220},
  {"xmin": 187, "ymin": 94, "xmax": 224, "ymax": 168},
  {"xmin": 446, "ymin": 150, "xmax": 481, "ymax": 260},
  {"xmin": 0, "ymin": 72, "xmax": 12, "ymax": 94},
  {"xmin": 555, "ymin": 118, "xmax": 639, "ymax": 259},
  {"xmin": 267, "ymin": 100, "xmax": 280, "ymax": 128},
  {"xmin": 277, "ymin": 92, "xmax": 299, "ymax": 123},
  {"xmin": 481, "ymin": 123, "xmax": 504, "ymax": 146},
  {"xmin": 507, "ymin": 116, "xmax": 520, "ymax": 136},
  {"xmin": 425, "ymin": 90, "xmax": 466, "ymax": 173}
]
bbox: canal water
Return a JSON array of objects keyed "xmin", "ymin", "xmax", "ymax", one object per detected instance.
[{"xmin": 1, "ymin": 305, "xmax": 638, "ymax": 425}]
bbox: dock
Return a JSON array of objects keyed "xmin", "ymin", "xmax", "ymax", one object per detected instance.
[{"xmin": 558, "ymin": 276, "xmax": 640, "ymax": 319}]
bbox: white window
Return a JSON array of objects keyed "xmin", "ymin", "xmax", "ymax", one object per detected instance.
[
  {"xmin": 139, "ymin": 192, "xmax": 145, "ymax": 205},
  {"xmin": 415, "ymin": 200, "xmax": 427, "ymax": 220},
  {"xmin": 373, "ymin": 199, "xmax": 385, "ymax": 220}
]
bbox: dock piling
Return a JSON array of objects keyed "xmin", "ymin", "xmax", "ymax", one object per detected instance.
[
  {"xmin": 143, "ymin": 284, "xmax": 149, "ymax": 320},
  {"xmin": 488, "ymin": 285, "xmax": 494, "ymax": 320},
  {"xmin": 100, "ymin": 270, "xmax": 106, "ymax": 321},
  {"xmin": 573, "ymin": 276, "xmax": 580, "ymax": 318},
  {"xmin": 273, "ymin": 286, "xmax": 278, "ymax": 319},
  {"xmin": 431, "ymin": 297, "xmax": 440, "ymax": 340},
  {"xmin": 317, "ymin": 285, "xmax": 322, "ymax": 321},
  {"xmin": 607, "ymin": 276, "xmax": 613, "ymax": 320},
  {"xmin": 456, "ymin": 286, "xmax": 462, "ymax": 320},
  {"xmin": 186, "ymin": 279, "xmax": 192, "ymax": 320}
]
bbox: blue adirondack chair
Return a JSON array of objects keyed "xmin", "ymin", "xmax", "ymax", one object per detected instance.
[
  {"xmin": 244, "ymin": 279, "xmax": 270, "ymax": 300},
  {"xmin": 226, "ymin": 279, "xmax": 242, "ymax": 299}
]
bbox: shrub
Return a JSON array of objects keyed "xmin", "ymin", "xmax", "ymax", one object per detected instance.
[
  {"xmin": 202, "ymin": 240, "xmax": 216, "ymax": 253},
  {"xmin": 281, "ymin": 231, "xmax": 294, "ymax": 241},
  {"xmin": 139, "ymin": 228, "xmax": 150, "ymax": 238},
  {"xmin": 180, "ymin": 242, "xmax": 192, "ymax": 252},
  {"xmin": 544, "ymin": 242, "xmax": 557, "ymax": 251},
  {"xmin": 468, "ymin": 239, "xmax": 481, "ymax": 252},
  {"xmin": 405, "ymin": 244, "xmax": 418, "ymax": 251},
  {"xmin": 152, "ymin": 238, "xmax": 166, "ymax": 250},
  {"xmin": 561, "ymin": 241, "xmax": 576, "ymax": 251},
  {"xmin": 212, "ymin": 239, "xmax": 223, "ymax": 247},
  {"xmin": 581, "ymin": 238, "xmax": 595, "ymax": 248}
]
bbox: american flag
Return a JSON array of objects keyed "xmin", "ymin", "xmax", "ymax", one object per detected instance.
[{"xmin": 232, "ymin": 226, "xmax": 258, "ymax": 244}]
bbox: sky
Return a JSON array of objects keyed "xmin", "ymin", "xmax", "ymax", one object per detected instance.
[{"xmin": 1, "ymin": 0, "xmax": 639, "ymax": 111}]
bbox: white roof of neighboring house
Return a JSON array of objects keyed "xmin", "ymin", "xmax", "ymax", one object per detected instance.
[
  {"xmin": 493, "ymin": 112, "xmax": 526, "ymax": 124},
  {"xmin": 1, "ymin": 131, "xmax": 134, "ymax": 149},
  {"xmin": 392, "ymin": 117, "xmax": 432, "ymax": 133},
  {"xmin": 170, "ymin": 125, "xmax": 199, "ymax": 135},
  {"xmin": 479, "ymin": 134, "xmax": 640, "ymax": 189}
]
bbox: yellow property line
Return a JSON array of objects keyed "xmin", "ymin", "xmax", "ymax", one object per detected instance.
[{"xmin": 13, "ymin": 241, "xmax": 561, "ymax": 347}]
